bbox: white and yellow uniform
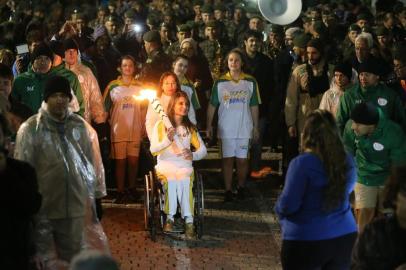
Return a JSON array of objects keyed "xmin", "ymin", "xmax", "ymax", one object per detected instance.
[
  {"xmin": 146, "ymin": 86, "xmax": 199, "ymax": 140},
  {"xmin": 180, "ymin": 77, "xmax": 201, "ymax": 124},
  {"xmin": 210, "ymin": 72, "xmax": 261, "ymax": 158},
  {"xmin": 210, "ymin": 72, "xmax": 261, "ymax": 139},
  {"xmin": 150, "ymin": 120, "xmax": 207, "ymax": 221},
  {"xmin": 104, "ymin": 77, "xmax": 143, "ymax": 158}
]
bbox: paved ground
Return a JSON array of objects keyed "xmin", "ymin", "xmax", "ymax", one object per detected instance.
[{"xmin": 101, "ymin": 147, "xmax": 284, "ymax": 270}]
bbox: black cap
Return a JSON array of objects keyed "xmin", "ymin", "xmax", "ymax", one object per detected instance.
[
  {"xmin": 270, "ymin": 24, "xmax": 284, "ymax": 35},
  {"xmin": 143, "ymin": 30, "xmax": 161, "ymax": 44},
  {"xmin": 49, "ymin": 40, "xmax": 64, "ymax": 58},
  {"xmin": 307, "ymin": 38, "xmax": 324, "ymax": 53},
  {"xmin": 30, "ymin": 43, "xmax": 53, "ymax": 61},
  {"xmin": 44, "ymin": 75, "xmax": 73, "ymax": 102},
  {"xmin": 351, "ymin": 102, "xmax": 379, "ymax": 125},
  {"xmin": 348, "ymin": 23, "xmax": 361, "ymax": 32},
  {"xmin": 63, "ymin": 38, "xmax": 79, "ymax": 52},
  {"xmin": 177, "ymin": 24, "xmax": 191, "ymax": 33},
  {"xmin": 293, "ymin": 34, "xmax": 311, "ymax": 48},
  {"xmin": 357, "ymin": 13, "xmax": 369, "ymax": 21},
  {"xmin": 201, "ymin": 4, "xmax": 213, "ymax": 14},
  {"xmin": 358, "ymin": 58, "xmax": 381, "ymax": 75},
  {"xmin": 334, "ymin": 61, "xmax": 353, "ymax": 80},
  {"xmin": 375, "ymin": 26, "xmax": 389, "ymax": 36}
]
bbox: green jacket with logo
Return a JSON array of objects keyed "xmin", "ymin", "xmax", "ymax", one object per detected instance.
[
  {"xmin": 49, "ymin": 63, "xmax": 85, "ymax": 116},
  {"xmin": 343, "ymin": 111, "xmax": 406, "ymax": 186},
  {"xmin": 336, "ymin": 83, "xmax": 406, "ymax": 133},
  {"xmin": 11, "ymin": 69, "xmax": 48, "ymax": 113}
]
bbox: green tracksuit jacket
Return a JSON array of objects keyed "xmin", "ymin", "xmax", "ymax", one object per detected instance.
[
  {"xmin": 49, "ymin": 63, "xmax": 85, "ymax": 116},
  {"xmin": 11, "ymin": 69, "xmax": 48, "ymax": 113},
  {"xmin": 337, "ymin": 83, "xmax": 406, "ymax": 133},
  {"xmin": 343, "ymin": 111, "xmax": 406, "ymax": 186}
]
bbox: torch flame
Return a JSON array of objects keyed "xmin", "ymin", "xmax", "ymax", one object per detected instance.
[{"xmin": 134, "ymin": 89, "xmax": 157, "ymax": 101}]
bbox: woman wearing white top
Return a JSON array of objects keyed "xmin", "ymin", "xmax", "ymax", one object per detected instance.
[
  {"xmin": 145, "ymin": 71, "xmax": 196, "ymax": 140},
  {"xmin": 150, "ymin": 91, "xmax": 207, "ymax": 239},
  {"xmin": 206, "ymin": 49, "xmax": 260, "ymax": 202},
  {"xmin": 172, "ymin": 55, "xmax": 200, "ymax": 124}
]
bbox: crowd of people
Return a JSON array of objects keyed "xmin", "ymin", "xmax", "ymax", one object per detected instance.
[{"xmin": 1, "ymin": 0, "xmax": 406, "ymax": 269}]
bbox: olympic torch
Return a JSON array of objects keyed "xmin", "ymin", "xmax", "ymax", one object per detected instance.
[{"xmin": 135, "ymin": 89, "xmax": 185, "ymax": 150}]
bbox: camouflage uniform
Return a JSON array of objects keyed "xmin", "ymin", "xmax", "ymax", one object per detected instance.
[
  {"xmin": 199, "ymin": 39, "xmax": 220, "ymax": 71},
  {"xmin": 167, "ymin": 41, "xmax": 180, "ymax": 59},
  {"xmin": 264, "ymin": 44, "xmax": 284, "ymax": 60}
]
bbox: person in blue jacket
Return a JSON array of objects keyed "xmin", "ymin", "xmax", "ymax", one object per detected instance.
[{"xmin": 275, "ymin": 109, "xmax": 357, "ymax": 270}]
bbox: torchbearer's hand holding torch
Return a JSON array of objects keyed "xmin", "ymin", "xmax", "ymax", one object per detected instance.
[{"xmin": 134, "ymin": 89, "xmax": 186, "ymax": 150}]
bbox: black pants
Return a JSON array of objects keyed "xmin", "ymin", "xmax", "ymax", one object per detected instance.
[{"xmin": 281, "ymin": 232, "xmax": 357, "ymax": 270}]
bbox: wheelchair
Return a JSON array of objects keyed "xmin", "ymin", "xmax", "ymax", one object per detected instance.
[{"xmin": 143, "ymin": 169, "xmax": 204, "ymax": 241}]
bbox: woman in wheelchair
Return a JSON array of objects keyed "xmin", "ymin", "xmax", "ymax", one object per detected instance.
[{"xmin": 149, "ymin": 91, "xmax": 207, "ymax": 239}]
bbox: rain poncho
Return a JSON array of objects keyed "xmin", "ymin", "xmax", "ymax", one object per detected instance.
[
  {"xmin": 66, "ymin": 62, "xmax": 107, "ymax": 124},
  {"xmin": 14, "ymin": 105, "xmax": 108, "ymax": 267}
]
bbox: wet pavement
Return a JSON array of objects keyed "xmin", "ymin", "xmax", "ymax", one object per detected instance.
[{"xmin": 101, "ymin": 147, "xmax": 284, "ymax": 270}]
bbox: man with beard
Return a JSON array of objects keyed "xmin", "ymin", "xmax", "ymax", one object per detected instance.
[
  {"xmin": 285, "ymin": 38, "xmax": 333, "ymax": 149},
  {"xmin": 337, "ymin": 58, "xmax": 406, "ymax": 133},
  {"xmin": 241, "ymin": 30, "xmax": 274, "ymax": 178}
]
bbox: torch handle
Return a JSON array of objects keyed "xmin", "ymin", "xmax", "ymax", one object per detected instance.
[{"xmin": 151, "ymin": 98, "xmax": 185, "ymax": 150}]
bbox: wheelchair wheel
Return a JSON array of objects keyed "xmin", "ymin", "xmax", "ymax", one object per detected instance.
[
  {"xmin": 194, "ymin": 172, "xmax": 204, "ymax": 239},
  {"xmin": 144, "ymin": 171, "xmax": 157, "ymax": 241},
  {"xmin": 157, "ymin": 186, "xmax": 166, "ymax": 230}
]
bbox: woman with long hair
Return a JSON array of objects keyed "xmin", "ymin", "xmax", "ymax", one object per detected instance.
[
  {"xmin": 275, "ymin": 110, "xmax": 357, "ymax": 270},
  {"xmin": 145, "ymin": 71, "xmax": 184, "ymax": 140},
  {"xmin": 150, "ymin": 91, "xmax": 207, "ymax": 239},
  {"xmin": 172, "ymin": 54, "xmax": 200, "ymax": 125}
]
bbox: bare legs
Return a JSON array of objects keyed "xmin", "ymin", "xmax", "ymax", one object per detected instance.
[{"xmin": 222, "ymin": 157, "xmax": 248, "ymax": 191}]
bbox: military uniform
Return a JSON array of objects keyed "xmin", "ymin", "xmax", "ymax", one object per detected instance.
[
  {"xmin": 139, "ymin": 49, "xmax": 172, "ymax": 86},
  {"xmin": 167, "ymin": 40, "xmax": 180, "ymax": 59},
  {"xmin": 264, "ymin": 44, "xmax": 284, "ymax": 60},
  {"xmin": 199, "ymin": 39, "xmax": 221, "ymax": 71}
]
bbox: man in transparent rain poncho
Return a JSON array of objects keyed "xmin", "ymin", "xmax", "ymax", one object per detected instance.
[{"xmin": 14, "ymin": 75, "xmax": 109, "ymax": 268}]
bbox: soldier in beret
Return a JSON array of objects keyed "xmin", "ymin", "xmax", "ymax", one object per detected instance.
[
  {"xmin": 199, "ymin": 20, "xmax": 226, "ymax": 78},
  {"xmin": 140, "ymin": 30, "xmax": 172, "ymax": 86},
  {"xmin": 264, "ymin": 25, "xmax": 285, "ymax": 60},
  {"xmin": 341, "ymin": 24, "xmax": 361, "ymax": 62},
  {"xmin": 167, "ymin": 24, "xmax": 192, "ymax": 58}
]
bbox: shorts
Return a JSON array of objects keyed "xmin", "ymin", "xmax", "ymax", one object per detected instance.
[
  {"xmin": 354, "ymin": 182, "xmax": 385, "ymax": 211},
  {"xmin": 220, "ymin": 138, "xmax": 250, "ymax": 158},
  {"xmin": 111, "ymin": 141, "xmax": 140, "ymax": 159}
]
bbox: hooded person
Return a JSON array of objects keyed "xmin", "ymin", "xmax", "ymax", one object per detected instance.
[
  {"xmin": 319, "ymin": 61, "xmax": 353, "ymax": 117},
  {"xmin": 64, "ymin": 38, "xmax": 107, "ymax": 125},
  {"xmin": 14, "ymin": 75, "xmax": 108, "ymax": 266}
]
